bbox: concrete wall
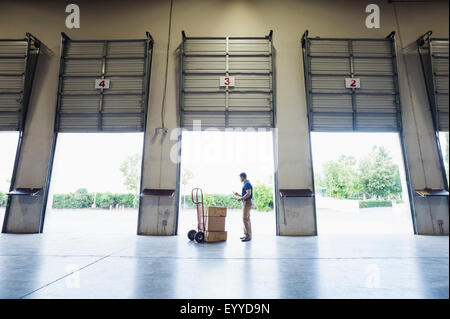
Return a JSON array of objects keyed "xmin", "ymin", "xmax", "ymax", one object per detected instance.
[{"xmin": 0, "ymin": 0, "xmax": 448, "ymax": 235}]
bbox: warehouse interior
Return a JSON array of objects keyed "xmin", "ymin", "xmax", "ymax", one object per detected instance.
[{"xmin": 0, "ymin": 0, "xmax": 448, "ymax": 299}]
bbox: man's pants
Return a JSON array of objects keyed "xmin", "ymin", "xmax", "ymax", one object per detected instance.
[{"xmin": 243, "ymin": 199, "xmax": 252, "ymax": 239}]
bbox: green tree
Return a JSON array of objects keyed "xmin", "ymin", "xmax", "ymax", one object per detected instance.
[
  {"xmin": 323, "ymin": 155, "xmax": 360, "ymax": 199},
  {"xmin": 120, "ymin": 153, "xmax": 141, "ymax": 207},
  {"xmin": 358, "ymin": 146, "xmax": 402, "ymax": 199},
  {"xmin": 253, "ymin": 183, "xmax": 274, "ymax": 212}
]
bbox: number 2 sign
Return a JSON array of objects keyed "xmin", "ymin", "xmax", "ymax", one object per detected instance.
[
  {"xmin": 219, "ymin": 76, "xmax": 235, "ymax": 87},
  {"xmin": 95, "ymin": 79, "xmax": 110, "ymax": 89},
  {"xmin": 345, "ymin": 78, "xmax": 361, "ymax": 89}
]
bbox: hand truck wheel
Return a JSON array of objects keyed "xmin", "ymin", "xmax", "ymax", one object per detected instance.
[
  {"xmin": 188, "ymin": 230, "xmax": 197, "ymax": 241},
  {"xmin": 195, "ymin": 231, "xmax": 205, "ymax": 243}
]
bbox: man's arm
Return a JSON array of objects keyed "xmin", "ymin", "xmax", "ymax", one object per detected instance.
[{"xmin": 239, "ymin": 189, "xmax": 252, "ymax": 201}]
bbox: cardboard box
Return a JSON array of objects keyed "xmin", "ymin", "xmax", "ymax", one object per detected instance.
[
  {"xmin": 205, "ymin": 206, "xmax": 227, "ymax": 217},
  {"xmin": 205, "ymin": 216, "xmax": 226, "ymax": 232},
  {"xmin": 205, "ymin": 231, "xmax": 227, "ymax": 242}
]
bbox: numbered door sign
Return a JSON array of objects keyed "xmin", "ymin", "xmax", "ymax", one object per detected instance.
[
  {"xmin": 345, "ymin": 78, "xmax": 360, "ymax": 89},
  {"xmin": 95, "ymin": 79, "xmax": 110, "ymax": 89},
  {"xmin": 219, "ymin": 76, "xmax": 235, "ymax": 87}
]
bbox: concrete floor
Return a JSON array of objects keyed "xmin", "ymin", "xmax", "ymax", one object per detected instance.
[
  {"xmin": 36, "ymin": 204, "xmax": 413, "ymax": 235},
  {"xmin": 0, "ymin": 232, "xmax": 448, "ymax": 299}
]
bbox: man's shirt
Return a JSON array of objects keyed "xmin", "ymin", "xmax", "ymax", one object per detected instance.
[{"xmin": 242, "ymin": 180, "xmax": 253, "ymax": 200}]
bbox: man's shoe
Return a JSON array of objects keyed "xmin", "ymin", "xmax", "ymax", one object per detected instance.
[
  {"xmin": 240, "ymin": 236, "xmax": 247, "ymax": 240},
  {"xmin": 241, "ymin": 237, "xmax": 252, "ymax": 242}
]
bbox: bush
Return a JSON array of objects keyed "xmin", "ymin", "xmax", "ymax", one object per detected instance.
[
  {"xmin": 359, "ymin": 200, "xmax": 393, "ymax": 208},
  {"xmin": 181, "ymin": 183, "xmax": 274, "ymax": 212},
  {"xmin": 0, "ymin": 192, "xmax": 7, "ymax": 207},
  {"xmin": 253, "ymin": 183, "xmax": 274, "ymax": 212},
  {"xmin": 52, "ymin": 189, "xmax": 138, "ymax": 209}
]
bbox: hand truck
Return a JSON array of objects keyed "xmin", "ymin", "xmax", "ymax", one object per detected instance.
[{"xmin": 187, "ymin": 187, "xmax": 206, "ymax": 243}]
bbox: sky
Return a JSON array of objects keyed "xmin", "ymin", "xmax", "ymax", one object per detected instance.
[
  {"xmin": 180, "ymin": 130, "xmax": 275, "ymax": 195},
  {"xmin": 0, "ymin": 130, "xmax": 449, "ymax": 197}
]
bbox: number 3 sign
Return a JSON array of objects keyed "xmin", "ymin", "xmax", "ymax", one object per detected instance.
[
  {"xmin": 345, "ymin": 78, "xmax": 361, "ymax": 89},
  {"xmin": 95, "ymin": 79, "xmax": 110, "ymax": 89},
  {"xmin": 220, "ymin": 76, "xmax": 235, "ymax": 87}
]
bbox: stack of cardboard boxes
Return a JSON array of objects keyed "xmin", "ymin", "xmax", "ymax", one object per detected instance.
[{"xmin": 204, "ymin": 206, "xmax": 227, "ymax": 242}]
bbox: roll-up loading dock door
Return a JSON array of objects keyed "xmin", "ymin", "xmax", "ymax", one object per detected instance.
[
  {"xmin": 39, "ymin": 33, "xmax": 154, "ymax": 233},
  {"xmin": 55, "ymin": 33, "xmax": 153, "ymax": 132},
  {"xmin": 301, "ymin": 31, "xmax": 401, "ymax": 132},
  {"xmin": 1, "ymin": 34, "xmax": 41, "ymax": 233},
  {"xmin": 301, "ymin": 31, "xmax": 417, "ymax": 233},
  {"xmin": 417, "ymin": 33, "xmax": 449, "ymax": 133},
  {"xmin": 180, "ymin": 31, "xmax": 274, "ymax": 129}
]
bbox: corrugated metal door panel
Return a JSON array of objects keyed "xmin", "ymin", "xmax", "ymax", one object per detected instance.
[
  {"xmin": 59, "ymin": 114, "xmax": 99, "ymax": 132},
  {"xmin": 60, "ymin": 95, "xmax": 100, "ymax": 114},
  {"xmin": 310, "ymin": 58, "xmax": 350, "ymax": 74},
  {"xmin": 183, "ymin": 93, "xmax": 226, "ymax": 110},
  {"xmin": 0, "ymin": 42, "xmax": 27, "ymax": 56},
  {"xmin": 102, "ymin": 95, "xmax": 143, "ymax": 113},
  {"xmin": 438, "ymin": 112, "xmax": 449, "ymax": 131},
  {"xmin": 184, "ymin": 75, "xmax": 221, "ymax": 91},
  {"xmin": 354, "ymin": 58, "xmax": 393, "ymax": 75},
  {"xmin": 184, "ymin": 56, "xmax": 226, "ymax": 72},
  {"xmin": 228, "ymin": 112, "xmax": 272, "ymax": 128},
  {"xmin": 57, "ymin": 39, "xmax": 150, "ymax": 132},
  {"xmin": 184, "ymin": 39, "xmax": 226, "ymax": 54},
  {"xmin": 305, "ymin": 37, "xmax": 400, "ymax": 132},
  {"xmin": 106, "ymin": 59, "xmax": 145, "ymax": 75},
  {"xmin": 311, "ymin": 94, "xmax": 352, "ymax": 113},
  {"xmin": 357, "ymin": 76, "xmax": 395, "ymax": 93},
  {"xmin": 234, "ymin": 75, "xmax": 271, "ymax": 90},
  {"xmin": 355, "ymin": 95, "xmax": 396, "ymax": 113},
  {"xmin": 65, "ymin": 42, "xmax": 103, "ymax": 57},
  {"xmin": 435, "ymin": 75, "xmax": 449, "ymax": 93},
  {"xmin": 431, "ymin": 39, "xmax": 449, "ymax": 131},
  {"xmin": 107, "ymin": 41, "xmax": 146, "ymax": 56},
  {"xmin": 0, "ymin": 58, "xmax": 26, "ymax": 74},
  {"xmin": 309, "ymin": 40, "xmax": 349, "ymax": 56},
  {"xmin": 352, "ymin": 41, "xmax": 391, "ymax": 56},
  {"xmin": 102, "ymin": 114, "xmax": 143, "ymax": 131},
  {"xmin": 312, "ymin": 113, "xmax": 353, "ymax": 131},
  {"xmin": 433, "ymin": 58, "xmax": 449, "ymax": 75},
  {"xmin": 356, "ymin": 113, "xmax": 398, "ymax": 131},
  {"xmin": 64, "ymin": 59, "xmax": 102, "ymax": 75},
  {"xmin": 62, "ymin": 77, "xmax": 98, "ymax": 93},
  {"xmin": 432, "ymin": 40, "xmax": 449, "ymax": 56},
  {"xmin": 0, "ymin": 94, "xmax": 21, "ymax": 111},
  {"xmin": 0, "ymin": 76, "xmax": 23, "ymax": 92},
  {"xmin": 0, "ymin": 113, "xmax": 20, "ymax": 130},
  {"xmin": 0, "ymin": 40, "xmax": 28, "ymax": 131},
  {"xmin": 228, "ymin": 39, "xmax": 270, "ymax": 54},
  {"xmin": 182, "ymin": 112, "xmax": 226, "ymax": 129},
  {"xmin": 181, "ymin": 36, "xmax": 274, "ymax": 129},
  {"xmin": 311, "ymin": 76, "xmax": 347, "ymax": 92},
  {"xmin": 228, "ymin": 92, "xmax": 271, "ymax": 110},
  {"xmin": 105, "ymin": 77, "xmax": 144, "ymax": 93}
]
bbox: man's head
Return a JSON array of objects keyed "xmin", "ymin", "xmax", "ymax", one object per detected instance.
[{"xmin": 239, "ymin": 172, "xmax": 247, "ymax": 182}]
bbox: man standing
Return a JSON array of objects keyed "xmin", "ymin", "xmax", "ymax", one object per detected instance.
[{"xmin": 234, "ymin": 172, "xmax": 253, "ymax": 242}]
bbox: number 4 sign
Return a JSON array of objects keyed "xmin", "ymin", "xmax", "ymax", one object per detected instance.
[
  {"xmin": 219, "ymin": 76, "xmax": 235, "ymax": 87},
  {"xmin": 345, "ymin": 78, "xmax": 361, "ymax": 89},
  {"xmin": 95, "ymin": 79, "xmax": 110, "ymax": 89}
]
